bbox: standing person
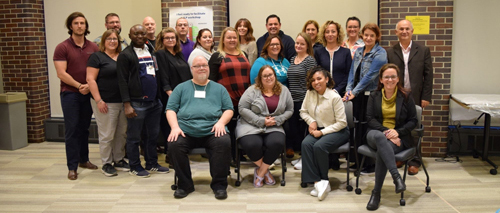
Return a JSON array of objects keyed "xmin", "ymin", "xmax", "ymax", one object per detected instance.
[
  {"xmin": 287, "ymin": 32, "xmax": 317, "ymax": 165},
  {"xmin": 364, "ymin": 64, "xmax": 417, "ymax": 210},
  {"xmin": 300, "ymin": 66, "xmax": 349, "ymax": 201},
  {"xmin": 175, "ymin": 18, "xmax": 195, "ymax": 62},
  {"xmin": 155, "ymin": 27, "xmax": 192, "ymax": 164},
  {"xmin": 87, "ymin": 29, "xmax": 129, "ymax": 177},
  {"xmin": 250, "ymin": 35, "xmax": 290, "ymax": 86},
  {"xmin": 235, "ymin": 18, "xmax": 258, "ymax": 66},
  {"xmin": 236, "ymin": 65, "xmax": 293, "ymax": 187},
  {"xmin": 208, "ymin": 27, "xmax": 251, "ymax": 162},
  {"xmin": 187, "ymin": 28, "xmax": 215, "ymax": 66},
  {"xmin": 143, "ymin": 16, "xmax": 157, "ymax": 51},
  {"xmin": 167, "ymin": 56, "xmax": 233, "ymax": 200},
  {"xmin": 314, "ymin": 20, "xmax": 352, "ymax": 95},
  {"xmin": 94, "ymin": 13, "xmax": 128, "ymax": 50},
  {"xmin": 302, "ymin": 20, "xmax": 323, "ymax": 49},
  {"xmin": 342, "ymin": 16, "xmax": 364, "ymax": 59},
  {"xmin": 387, "ymin": 19, "xmax": 433, "ymax": 175},
  {"xmin": 117, "ymin": 25, "xmax": 169, "ymax": 178},
  {"xmin": 53, "ymin": 12, "xmax": 99, "ymax": 180},
  {"xmin": 344, "ymin": 23, "xmax": 387, "ymax": 174},
  {"xmin": 256, "ymin": 14, "xmax": 296, "ymax": 62}
]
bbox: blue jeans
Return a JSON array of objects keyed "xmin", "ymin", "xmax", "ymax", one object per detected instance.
[
  {"xmin": 126, "ymin": 99, "xmax": 162, "ymax": 170},
  {"xmin": 60, "ymin": 91, "xmax": 93, "ymax": 171}
]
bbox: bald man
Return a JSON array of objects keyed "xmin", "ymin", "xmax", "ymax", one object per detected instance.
[{"xmin": 143, "ymin": 16, "xmax": 157, "ymax": 50}]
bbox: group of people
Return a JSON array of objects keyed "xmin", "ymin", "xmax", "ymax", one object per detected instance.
[{"xmin": 54, "ymin": 11, "xmax": 432, "ymax": 209}]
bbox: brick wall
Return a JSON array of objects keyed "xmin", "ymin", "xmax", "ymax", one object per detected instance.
[
  {"xmin": 161, "ymin": 0, "xmax": 227, "ymax": 46},
  {"xmin": 379, "ymin": 0, "xmax": 453, "ymax": 157},
  {"xmin": 0, "ymin": 0, "xmax": 50, "ymax": 143}
]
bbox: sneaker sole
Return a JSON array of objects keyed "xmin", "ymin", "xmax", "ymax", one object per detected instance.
[
  {"xmin": 101, "ymin": 169, "xmax": 117, "ymax": 177},
  {"xmin": 129, "ymin": 171, "xmax": 150, "ymax": 178},
  {"xmin": 115, "ymin": 167, "xmax": 130, "ymax": 172}
]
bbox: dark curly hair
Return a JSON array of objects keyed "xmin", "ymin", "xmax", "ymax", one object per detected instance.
[{"xmin": 306, "ymin": 66, "xmax": 335, "ymax": 91}]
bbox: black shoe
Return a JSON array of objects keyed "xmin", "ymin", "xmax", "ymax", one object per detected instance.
[
  {"xmin": 174, "ymin": 188, "xmax": 194, "ymax": 199},
  {"xmin": 393, "ymin": 174, "xmax": 406, "ymax": 194},
  {"xmin": 214, "ymin": 189, "xmax": 228, "ymax": 200},
  {"xmin": 349, "ymin": 163, "xmax": 358, "ymax": 172},
  {"xmin": 366, "ymin": 190, "xmax": 381, "ymax": 211},
  {"xmin": 360, "ymin": 164, "xmax": 375, "ymax": 175}
]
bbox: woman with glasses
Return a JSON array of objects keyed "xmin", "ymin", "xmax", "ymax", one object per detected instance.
[
  {"xmin": 87, "ymin": 29, "xmax": 129, "ymax": 177},
  {"xmin": 364, "ymin": 64, "xmax": 417, "ymax": 210},
  {"xmin": 250, "ymin": 35, "xmax": 290, "ymax": 86},
  {"xmin": 155, "ymin": 27, "xmax": 192, "ymax": 163},
  {"xmin": 300, "ymin": 66, "xmax": 349, "ymax": 201},
  {"xmin": 342, "ymin": 16, "xmax": 365, "ymax": 59},
  {"xmin": 187, "ymin": 28, "xmax": 215, "ymax": 67},
  {"xmin": 236, "ymin": 65, "xmax": 293, "ymax": 187},
  {"xmin": 287, "ymin": 32, "xmax": 317, "ymax": 166},
  {"xmin": 235, "ymin": 18, "xmax": 258, "ymax": 66}
]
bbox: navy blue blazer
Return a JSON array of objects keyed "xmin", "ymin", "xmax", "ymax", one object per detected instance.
[{"xmin": 314, "ymin": 46, "xmax": 352, "ymax": 95}]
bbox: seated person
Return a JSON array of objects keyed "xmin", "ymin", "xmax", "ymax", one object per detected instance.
[
  {"xmin": 236, "ymin": 65, "xmax": 293, "ymax": 187},
  {"xmin": 364, "ymin": 63, "xmax": 417, "ymax": 210},
  {"xmin": 166, "ymin": 56, "xmax": 234, "ymax": 200},
  {"xmin": 300, "ymin": 66, "xmax": 350, "ymax": 201}
]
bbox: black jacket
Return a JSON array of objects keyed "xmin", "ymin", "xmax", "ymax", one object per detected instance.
[
  {"xmin": 366, "ymin": 90, "xmax": 418, "ymax": 148},
  {"xmin": 116, "ymin": 43, "xmax": 159, "ymax": 102}
]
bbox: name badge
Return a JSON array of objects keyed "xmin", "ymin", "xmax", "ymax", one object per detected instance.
[
  {"xmin": 147, "ymin": 65, "xmax": 155, "ymax": 75},
  {"xmin": 194, "ymin": 90, "xmax": 206, "ymax": 98}
]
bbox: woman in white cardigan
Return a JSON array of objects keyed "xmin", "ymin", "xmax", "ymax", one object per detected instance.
[
  {"xmin": 300, "ymin": 66, "xmax": 350, "ymax": 201},
  {"xmin": 236, "ymin": 65, "xmax": 293, "ymax": 188}
]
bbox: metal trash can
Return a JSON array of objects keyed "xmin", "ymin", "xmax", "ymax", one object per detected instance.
[{"xmin": 0, "ymin": 92, "xmax": 28, "ymax": 150}]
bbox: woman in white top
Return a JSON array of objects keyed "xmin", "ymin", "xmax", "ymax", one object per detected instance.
[
  {"xmin": 235, "ymin": 18, "xmax": 258, "ymax": 66},
  {"xmin": 187, "ymin": 28, "xmax": 215, "ymax": 66},
  {"xmin": 300, "ymin": 66, "xmax": 350, "ymax": 201}
]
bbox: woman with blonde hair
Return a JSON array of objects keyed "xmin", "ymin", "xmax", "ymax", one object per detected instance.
[{"xmin": 302, "ymin": 20, "xmax": 323, "ymax": 49}]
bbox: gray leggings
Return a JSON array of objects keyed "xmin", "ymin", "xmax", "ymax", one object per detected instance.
[{"xmin": 366, "ymin": 130, "xmax": 405, "ymax": 192}]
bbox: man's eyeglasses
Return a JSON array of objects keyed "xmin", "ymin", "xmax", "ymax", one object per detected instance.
[{"xmin": 192, "ymin": 65, "xmax": 209, "ymax": 69}]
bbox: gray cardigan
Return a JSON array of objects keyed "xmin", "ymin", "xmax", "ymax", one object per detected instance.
[{"xmin": 235, "ymin": 85, "xmax": 294, "ymax": 139}]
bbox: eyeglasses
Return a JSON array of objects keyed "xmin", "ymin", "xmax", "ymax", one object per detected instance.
[
  {"xmin": 382, "ymin": 75, "xmax": 398, "ymax": 80},
  {"xmin": 106, "ymin": 38, "xmax": 118, "ymax": 42},
  {"xmin": 262, "ymin": 74, "xmax": 274, "ymax": 79},
  {"xmin": 164, "ymin": 37, "xmax": 175, "ymax": 41},
  {"xmin": 192, "ymin": 65, "xmax": 209, "ymax": 69}
]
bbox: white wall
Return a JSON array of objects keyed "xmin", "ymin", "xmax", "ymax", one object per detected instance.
[
  {"xmin": 229, "ymin": 0, "xmax": 378, "ymax": 42},
  {"xmin": 449, "ymin": 0, "xmax": 500, "ymax": 125},
  {"xmin": 45, "ymin": 0, "xmax": 162, "ymax": 117}
]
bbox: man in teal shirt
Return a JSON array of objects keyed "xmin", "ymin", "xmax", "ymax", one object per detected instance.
[{"xmin": 166, "ymin": 56, "xmax": 233, "ymax": 200}]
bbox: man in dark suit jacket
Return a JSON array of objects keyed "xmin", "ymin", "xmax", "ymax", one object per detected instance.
[{"xmin": 387, "ymin": 19, "xmax": 433, "ymax": 175}]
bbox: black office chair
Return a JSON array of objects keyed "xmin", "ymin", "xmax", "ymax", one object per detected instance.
[
  {"xmin": 299, "ymin": 101, "xmax": 358, "ymax": 191},
  {"xmin": 354, "ymin": 105, "xmax": 431, "ymax": 206},
  {"xmin": 234, "ymin": 139, "xmax": 287, "ymax": 187}
]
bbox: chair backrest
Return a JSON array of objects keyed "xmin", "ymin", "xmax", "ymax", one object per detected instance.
[
  {"xmin": 344, "ymin": 101, "xmax": 355, "ymax": 129},
  {"xmin": 415, "ymin": 105, "xmax": 422, "ymax": 128}
]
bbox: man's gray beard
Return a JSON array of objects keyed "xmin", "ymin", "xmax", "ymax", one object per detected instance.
[{"xmin": 197, "ymin": 74, "xmax": 208, "ymax": 81}]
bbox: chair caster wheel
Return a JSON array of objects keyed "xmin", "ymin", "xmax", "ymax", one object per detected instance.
[
  {"xmin": 400, "ymin": 199, "xmax": 406, "ymax": 206},
  {"xmin": 355, "ymin": 188, "xmax": 362, "ymax": 195},
  {"xmin": 171, "ymin": 185, "xmax": 177, "ymax": 190},
  {"xmin": 300, "ymin": 182, "xmax": 307, "ymax": 188},
  {"xmin": 235, "ymin": 181, "xmax": 241, "ymax": 187},
  {"xmin": 346, "ymin": 185, "xmax": 353, "ymax": 191},
  {"xmin": 490, "ymin": 169, "xmax": 497, "ymax": 175},
  {"xmin": 425, "ymin": 186, "xmax": 431, "ymax": 192},
  {"xmin": 281, "ymin": 180, "xmax": 286, "ymax": 186}
]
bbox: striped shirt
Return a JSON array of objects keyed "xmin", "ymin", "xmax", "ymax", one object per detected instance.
[{"xmin": 287, "ymin": 55, "xmax": 317, "ymax": 102}]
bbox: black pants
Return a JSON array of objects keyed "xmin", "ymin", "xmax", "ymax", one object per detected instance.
[
  {"xmin": 168, "ymin": 134, "xmax": 231, "ymax": 191},
  {"xmin": 239, "ymin": 132, "xmax": 285, "ymax": 165},
  {"xmin": 286, "ymin": 101, "xmax": 307, "ymax": 151}
]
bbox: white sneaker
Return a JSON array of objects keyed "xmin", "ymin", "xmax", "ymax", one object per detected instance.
[
  {"xmin": 315, "ymin": 180, "xmax": 331, "ymax": 201},
  {"xmin": 291, "ymin": 158, "xmax": 301, "ymax": 166},
  {"xmin": 274, "ymin": 158, "xmax": 281, "ymax": 165},
  {"xmin": 310, "ymin": 188, "xmax": 318, "ymax": 197},
  {"xmin": 268, "ymin": 163, "xmax": 275, "ymax": 170},
  {"xmin": 293, "ymin": 158, "xmax": 302, "ymax": 170}
]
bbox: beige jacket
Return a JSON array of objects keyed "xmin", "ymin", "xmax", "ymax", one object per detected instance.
[{"xmin": 300, "ymin": 89, "xmax": 347, "ymax": 135}]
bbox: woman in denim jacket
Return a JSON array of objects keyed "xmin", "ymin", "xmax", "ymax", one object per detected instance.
[{"xmin": 343, "ymin": 23, "xmax": 387, "ymax": 172}]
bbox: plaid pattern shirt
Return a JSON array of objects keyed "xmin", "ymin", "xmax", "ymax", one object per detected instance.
[{"xmin": 217, "ymin": 54, "xmax": 251, "ymax": 106}]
